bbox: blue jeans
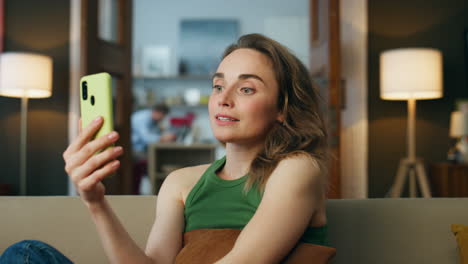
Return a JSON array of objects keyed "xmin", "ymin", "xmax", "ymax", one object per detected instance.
[{"xmin": 0, "ymin": 240, "xmax": 73, "ymax": 264}]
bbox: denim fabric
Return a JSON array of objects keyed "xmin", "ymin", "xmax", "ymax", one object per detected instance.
[{"xmin": 0, "ymin": 240, "xmax": 73, "ymax": 264}]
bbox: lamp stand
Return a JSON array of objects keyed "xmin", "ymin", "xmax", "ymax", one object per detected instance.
[
  {"xmin": 20, "ymin": 96, "xmax": 28, "ymax": 195},
  {"xmin": 390, "ymin": 99, "xmax": 432, "ymax": 198}
]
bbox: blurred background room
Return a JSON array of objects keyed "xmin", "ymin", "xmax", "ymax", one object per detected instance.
[{"xmin": 0, "ymin": 0, "xmax": 467, "ymax": 200}]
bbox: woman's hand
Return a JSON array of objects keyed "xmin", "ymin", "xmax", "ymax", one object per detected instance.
[{"xmin": 63, "ymin": 116, "xmax": 123, "ymax": 207}]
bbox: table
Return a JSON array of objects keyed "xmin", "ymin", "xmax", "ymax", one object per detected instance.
[
  {"xmin": 147, "ymin": 143, "xmax": 217, "ymax": 194},
  {"xmin": 429, "ymin": 162, "xmax": 468, "ymax": 197}
]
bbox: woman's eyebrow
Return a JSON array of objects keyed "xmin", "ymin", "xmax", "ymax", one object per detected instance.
[
  {"xmin": 238, "ymin": 74, "xmax": 264, "ymax": 84},
  {"xmin": 212, "ymin": 72, "xmax": 265, "ymax": 84},
  {"xmin": 212, "ymin": 72, "xmax": 224, "ymax": 80}
]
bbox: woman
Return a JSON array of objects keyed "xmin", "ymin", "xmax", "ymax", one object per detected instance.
[{"xmin": 0, "ymin": 33, "xmax": 331, "ymax": 264}]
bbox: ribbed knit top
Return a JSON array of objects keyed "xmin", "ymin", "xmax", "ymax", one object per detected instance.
[{"xmin": 183, "ymin": 156, "xmax": 328, "ymax": 245}]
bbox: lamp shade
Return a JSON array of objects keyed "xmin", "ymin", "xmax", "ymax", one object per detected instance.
[
  {"xmin": 0, "ymin": 52, "xmax": 53, "ymax": 98},
  {"xmin": 380, "ymin": 48, "xmax": 443, "ymax": 100},
  {"xmin": 450, "ymin": 111, "xmax": 468, "ymax": 138}
]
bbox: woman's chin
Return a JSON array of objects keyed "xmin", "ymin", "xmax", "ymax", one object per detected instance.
[
  {"xmin": 214, "ymin": 134, "xmax": 263, "ymax": 146},
  {"xmin": 214, "ymin": 134, "xmax": 236, "ymax": 143},
  {"xmin": 213, "ymin": 131, "xmax": 248, "ymax": 143}
]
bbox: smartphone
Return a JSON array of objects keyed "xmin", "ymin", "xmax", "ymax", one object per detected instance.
[{"xmin": 80, "ymin": 72, "xmax": 114, "ymax": 143}]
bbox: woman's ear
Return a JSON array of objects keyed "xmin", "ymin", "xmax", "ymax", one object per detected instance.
[{"xmin": 276, "ymin": 112, "xmax": 285, "ymax": 124}]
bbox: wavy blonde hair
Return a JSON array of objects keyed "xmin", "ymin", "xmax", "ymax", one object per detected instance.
[{"xmin": 221, "ymin": 33, "xmax": 329, "ymax": 194}]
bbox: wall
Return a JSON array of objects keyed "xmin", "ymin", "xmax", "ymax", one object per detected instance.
[
  {"xmin": 132, "ymin": 0, "xmax": 310, "ymax": 74},
  {"xmin": 340, "ymin": 0, "xmax": 368, "ymax": 198},
  {"xmin": 368, "ymin": 0, "xmax": 468, "ymax": 197},
  {"xmin": 0, "ymin": 0, "xmax": 70, "ymax": 195}
]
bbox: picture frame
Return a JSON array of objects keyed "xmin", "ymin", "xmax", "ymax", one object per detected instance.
[
  {"xmin": 141, "ymin": 45, "xmax": 171, "ymax": 77},
  {"xmin": 178, "ymin": 19, "xmax": 238, "ymax": 76}
]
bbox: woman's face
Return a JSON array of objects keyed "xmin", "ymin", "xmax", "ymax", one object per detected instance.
[{"xmin": 208, "ymin": 48, "xmax": 283, "ymax": 145}]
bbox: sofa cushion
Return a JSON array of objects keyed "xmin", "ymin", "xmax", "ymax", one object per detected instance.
[
  {"xmin": 327, "ymin": 198, "xmax": 468, "ymax": 264},
  {"xmin": 2, "ymin": 196, "xmax": 468, "ymax": 264},
  {"xmin": 0, "ymin": 196, "xmax": 156, "ymax": 264}
]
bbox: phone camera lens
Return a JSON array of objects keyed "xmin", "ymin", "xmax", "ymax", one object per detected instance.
[
  {"xmin": 91, "ymin": 95, "xmax": 95, "ymax": 105},
  {"xmin": 82, "ymin": 81, "xmax": 88, "ymax": 100}
]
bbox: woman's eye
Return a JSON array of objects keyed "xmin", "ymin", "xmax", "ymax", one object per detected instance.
[
  {"xmin": 212, "ymin": 85, "xmax": 223, "ymax": 92},
  {"xmin": 240, "ymin": 87, "xmax": 254, "ymax": 94}
]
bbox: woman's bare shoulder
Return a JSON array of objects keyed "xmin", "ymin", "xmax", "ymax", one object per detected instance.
[
  {"xmin": 270, "ymin": 154, "xmax": 327, "ymax": 227},
  {"xmin": 276, "ymin": 153, "xmax": 320, "ymax": 172},
  {"xmin": 164, "ymin": 163, "xmax": 212, "ymax": 204},
  {"xmin": 170, "ymin": 164, "xmax": 211, "ymax": 183},
  {"xmin": 268, "ymin": 153, "xmax": 324, "ymax": 197}
]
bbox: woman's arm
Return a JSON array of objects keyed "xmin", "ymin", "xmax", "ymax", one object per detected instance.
[
  {"xmin": 86, "ymin": 198, "xmax": 155, "ymax": 264},
  {"xmin": 145, "ymin": 170, "xmax": 186, "ymax": 263},
  {"xmin": 215, "ymin": 155, "xmax": 324, "ymax": 264},
  {"xmin": 63, "ymin": 117, "xmax": 184, "ymax": 264},
  {"xmin": 87, "ymin": 172, "xmax": 185, "ymax": 264}
]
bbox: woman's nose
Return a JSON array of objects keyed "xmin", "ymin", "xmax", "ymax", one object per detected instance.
[{"xmin": 218, "ymin": 88, "xmax": 234, "ymax": 107}]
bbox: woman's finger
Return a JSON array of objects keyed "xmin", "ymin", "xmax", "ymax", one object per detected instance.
[
  {"xmin": 65, "ymin": 129, "xmax": 119, "ymax": 176},
  {"xmin": 71, "ymin": 146, "xmax": 123, "ymax": 183},
  {"xmin": 67, "ymin": 130, "xmax": 120, "ymax": 177},
  {"xmin": 66, "ymin": 116, "xmax": 104, "ymax": 155},
  {"xmin": 78, "ymin": 160, "xmax": 120, "ymax": 191},
  {"xmin": 78, "ymin": 130, "xmax": 119, "ymax": 159}
]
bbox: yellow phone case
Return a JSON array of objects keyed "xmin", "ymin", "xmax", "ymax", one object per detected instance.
[{"xmin": 80, "ymin": 72, "xmax": 114, "ymax": 141}]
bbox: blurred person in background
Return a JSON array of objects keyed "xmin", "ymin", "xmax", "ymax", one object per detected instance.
[
  {"xmin": 132, "ymin": 103, "xmax": 176, "ymax": 156},
  {"xmin": 131, "ymin": 103, "xmax": 176, "ymax": 193}
]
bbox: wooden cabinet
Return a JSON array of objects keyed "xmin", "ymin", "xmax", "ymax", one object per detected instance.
[
  {"xmin": 429, "ymin": 162, "xmax": 468, "ymax": 197},
  {"xmin": 148, "ymin": 143, "xmax": 217, "ymax": 194}
]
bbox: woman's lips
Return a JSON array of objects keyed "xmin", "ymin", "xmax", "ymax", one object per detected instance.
[
  {"xmin": 215, "ymin": 114, "xmax": 239, "ymax": 121},
  {"xmin": 215, "ymin": 114, "xmax": 239, "ymax": 125}
]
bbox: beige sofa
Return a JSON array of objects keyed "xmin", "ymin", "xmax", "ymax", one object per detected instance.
[{"xmin": 1, "ymin": 196, "xmax": 467, "ymax": 263}]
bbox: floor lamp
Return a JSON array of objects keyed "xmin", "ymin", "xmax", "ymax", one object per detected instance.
[
  {"xmin": 0, "ymin": 52, "xmax": 53, "ymax": 195},
  {"xmin": 380, "ymin": 48, "xmax": 443, "ymax": 198}
]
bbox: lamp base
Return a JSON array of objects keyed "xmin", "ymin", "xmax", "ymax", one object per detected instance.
[{"xmin": 389, "ymin": 158, "xmax": 432, "ymax": 198}]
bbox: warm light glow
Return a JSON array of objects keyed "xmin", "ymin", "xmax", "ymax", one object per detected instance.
[
  {"xmin": 0, "ymin": 52, "xmax": 53, "ymax": 98},
  {"xmin": 380, "ymin": 48, "xmax": 443, "ymax": 100},
  {"xmin": 450, "ymin": 111, "xmax": 468, "ymax": 138}
]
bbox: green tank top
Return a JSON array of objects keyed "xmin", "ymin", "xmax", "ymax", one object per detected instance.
[{"xmin": 184, "ymin": 156, "xmax": 329, "ymax": 246}]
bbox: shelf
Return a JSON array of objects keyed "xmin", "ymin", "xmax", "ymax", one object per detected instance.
[
  {"xmin": 132, "ymin": 104, "xmax": 208, "ymax": 112},
  {"xmin": 168, "ymin": 104, "xmax": 208, "ymax": 109},
  {"xmin": 133, "ymin": 74, "xmax": 212, "ymax": 81},
  {"xmin": 148, "ymin": 143, "xmax": 217, "ymax": 194},
  {"xmin": 150, "ymin": 143, "xmax": 217, "ymax": 149}
]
